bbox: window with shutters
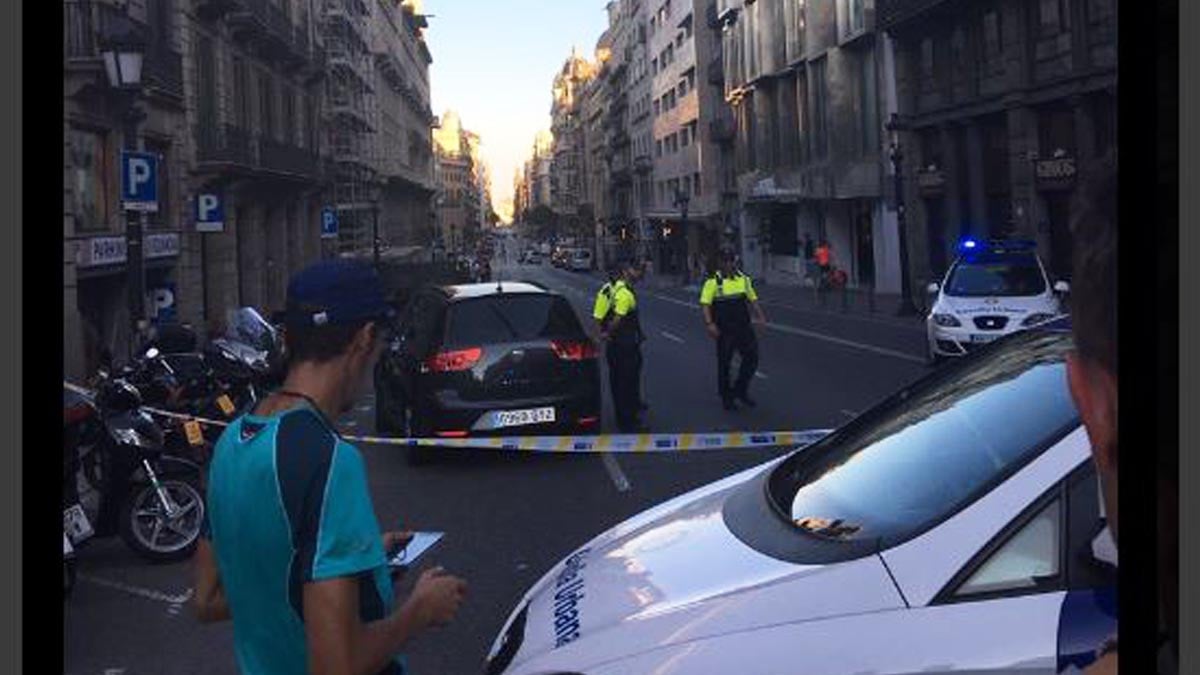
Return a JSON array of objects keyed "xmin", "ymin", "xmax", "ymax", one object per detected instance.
[
  {"xmin": 810, "ymin": 57, "xmax": 828, "ymax": 160},
  {"xmin": 68, "ymin": 127, "xmax": 115, "ymax": 232},
  {"xmin": 259, "ymin": 73, "xmax": 276, "ymax": 141}
]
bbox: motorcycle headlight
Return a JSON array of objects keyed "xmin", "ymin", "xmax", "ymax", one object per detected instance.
[
  {"xmin": 932, "ymin": 313, "xmax": 962, "ymax": 328},
  {"xmin": 1022, "ymin": 312, "xmax": 1056, "ymax": 327}
]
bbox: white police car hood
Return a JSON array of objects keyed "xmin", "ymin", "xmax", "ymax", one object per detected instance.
[
  {"xmin": 490, "ymin": 456, "xmax": 907, "ymax": 673},
  {"xmin": 934, "ymin": 291, "xmax": 1061, "ymax": 318}
]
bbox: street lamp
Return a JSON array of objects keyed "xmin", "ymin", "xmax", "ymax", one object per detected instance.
[
  {"xmin": 887, "ymin": 114, "xmax": 919, "ymax": 317},
  {"xmin": 369, "ymin": 183, "xmax": 382, "ymax": 269},
  {"xmin": 100, "ymin": 12, "xmax": 148, "ymax": 356}
]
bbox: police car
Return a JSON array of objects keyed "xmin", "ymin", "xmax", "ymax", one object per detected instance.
[
  {"xmin": 485, "ymin": 321, "xmax": 1117, "ymax": 675},
  {"xmin": 925, "ymin": 239, "xmax": 1070, "ymax": 364}
]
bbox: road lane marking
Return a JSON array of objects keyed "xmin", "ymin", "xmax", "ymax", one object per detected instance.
[
  {"xmin": 841, "ymin": 409, "xmax": 859, "ymax": 419},
  {"xmin": 651, "ymin": 293, "xmax": 924, "ymax": 364},
  {"xmin": 78, "ymin": 574, "xmax": 195, "ymax": 606},
  {"xmin": 756, "ymin": 299, "xmax": 928, "ymax": 332},
  {"xmin": 755, "ymin": 372, "xmax": 768, "ymax": 380},
  {"xmin": 660, "ymin": 331, "xmax": 685, "ymax": 344},
  {"xmin": 601, "ymin": 452, "xmax": 632, "ymax": 492}
]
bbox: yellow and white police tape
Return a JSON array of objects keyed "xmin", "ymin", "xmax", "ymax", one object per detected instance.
[{"xmin": 65, "ymin": 381, "xmax": 833, "ymax": 453}]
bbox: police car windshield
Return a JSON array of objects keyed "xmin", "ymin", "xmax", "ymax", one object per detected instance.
[
  {"xmin": 768, "ymin": 331, "xmax": 1078, "ymax": 547},
  {"xmin": 945, "ymin": 254, "xmax": 1046, "ymax": 297}
]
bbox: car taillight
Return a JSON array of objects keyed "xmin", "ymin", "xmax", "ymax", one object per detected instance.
[
  {"xmin": 63, "ymin": 403, "xmax": 93, "ymax": 426},
  {"xmin": 551, "ymin": 340, "xmax": 598, "ymax": 361},
  {"xmin": 425, "ymin": 347, "xmax": 482, "ymax": 372}
]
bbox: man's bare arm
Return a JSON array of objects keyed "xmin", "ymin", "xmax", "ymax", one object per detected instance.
[
  {"xmin": 305, "ymin": 567, "xmax": 466, "ymax": 675},
  {"xmin": 193, "ymin": 539, "xmax": 232, "ymax": 623}
]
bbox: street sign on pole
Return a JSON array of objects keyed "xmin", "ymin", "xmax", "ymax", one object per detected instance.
[
  {"xmin": 321, "ymin": 207, "xmax": 339, "ymax": 239},
  {"xmin": 195, "ymin": 193, "xmax": 225, "ymax": 233},
  {"xmin": 121, "ymin": 150, "xmax": 159, "ymax": 213}
]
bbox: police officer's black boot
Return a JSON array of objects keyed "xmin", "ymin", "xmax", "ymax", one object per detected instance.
[{"xmin": 736, "ymin": 392, "xmax": 757, "ymax": 408}]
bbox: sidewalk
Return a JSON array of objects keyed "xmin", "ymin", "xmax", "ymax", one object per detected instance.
[{"xmin": 635, "ymin": 270, "xmax": 929, "ymax": 330}]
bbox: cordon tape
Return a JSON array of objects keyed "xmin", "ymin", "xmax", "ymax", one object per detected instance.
[{"xmin": 65, "ymin": 381, "xmax": 833, "ymax": 453}]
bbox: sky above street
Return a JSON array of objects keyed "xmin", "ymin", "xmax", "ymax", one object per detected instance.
[{"xmin": 424, "ymin": 1, "xmax": 610, "ymax": 215}]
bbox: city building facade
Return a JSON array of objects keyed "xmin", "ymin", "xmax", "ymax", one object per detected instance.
[
  {"xmin": 64, "ymin": 0, "xmax": 328, "ymax": 381},
  {"xmin": 581, "ymin": 33, "xmax": 612, "ymax": 260},
  {"xmin": 879, "ymin": 0, "xmax": 1117, "ymax": 284},
  {"xmin": 433, "ymin": 110, "xmax": 485, "ymax": 253},
  {"xmin": 372, "ymin": 1, "xmax": 437, "ymax": 255},
  {"xmin": 716, "ymin": 0, "xmax": 904, "ymax": 293},
  {"xmin": 647, "ymin": 0, "xmax": 727, "ymax": 276},
  {"xmin": 549, "ymin": 50, "xmax": 596, "ymax": 245}
]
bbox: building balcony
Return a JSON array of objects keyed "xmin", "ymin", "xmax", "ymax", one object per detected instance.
[
  {"xmin": 634, "ymin": 155, "xmax": 653, "ymax": 174},
  {"xmin": 64, "ymin": 2, "xmax": 184, "ymax": 99},
  {"xmin": 228, "ymin": 0, "xmax": 271, "ymax": 41},
  {"xmin": 65, "ymin": 0, "xmax": 106, "ymax": 62},
  {"xmin": 144, "ymin": 45, "xmax": 184, "ymax": 100},
  {"xmin": 260, "ymin": 137, "xmax": 321, "ymax": 179},
  {"xmin": 330, "ymin": 101, "xmax": 375, "ymax": 132},
  {"xmin": 877, "ymin": 0, "xmax": 953, "ymax": 30},
  {"xmin": 194, "ymin": 0, "xmax": 240, "ymax": 19},
  {"xmin": 195, "ymin": 123, "xmax": 258, "ymax": 170},
  {"xmin": 709, "ymin": 117, "xmax": 736, "ymax": 145}
]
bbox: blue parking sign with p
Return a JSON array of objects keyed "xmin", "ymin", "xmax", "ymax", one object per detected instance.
[
  {"xmin": 321, "ymin": 207, "xmax": 338, "ymax": 239},
  {"xmin": 196, "ymin": 193, "xmax": 224, "ymax": 233},
  {"xmin": 121, "ymin": 151, "xmax": 159, "ymax": 212}
]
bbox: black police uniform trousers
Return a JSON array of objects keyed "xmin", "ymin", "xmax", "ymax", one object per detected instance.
[
  {"xmin": 606, "ymin": 340, "xmax": 642, "ymax": 432},
  {"xmin": 716, "ymin": 324, "xmax": 758, "ymax": 402}
]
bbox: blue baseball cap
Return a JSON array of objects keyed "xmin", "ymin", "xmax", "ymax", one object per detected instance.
[{"xmin": 285, "ymin": 260, "xmax": 395, "ymax": 327}]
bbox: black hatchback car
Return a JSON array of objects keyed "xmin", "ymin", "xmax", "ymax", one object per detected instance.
[{"xmin": 375, "ymin": 282, "xmax": 602, "ymax": 463}]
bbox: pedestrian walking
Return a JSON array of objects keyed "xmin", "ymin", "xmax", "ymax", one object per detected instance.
[
  {"xmin": 603, "ymin": 259, "xmax": 647, "ymax": 432},
  {"xmin": 700, "ymin": 249, "xmax": 768, "ymax": 411},
  {"xmin": 192, "ymin": 259, "xmax": 468, "ymax": 675},
  {"xmin": 815, "ymin": 240, "xmax": 832, "ymax": 282}
]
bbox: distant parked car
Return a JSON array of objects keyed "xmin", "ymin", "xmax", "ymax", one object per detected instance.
[{"xmin": 569, "ymin": 249, "xmax": 593, "ymax": 272}]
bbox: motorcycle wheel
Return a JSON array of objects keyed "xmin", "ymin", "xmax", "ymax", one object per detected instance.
[{"xmin": 119, "ymin": 475, "xmax": 205, "ymax": 563}]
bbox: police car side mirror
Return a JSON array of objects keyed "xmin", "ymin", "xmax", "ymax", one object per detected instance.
[
  {"xmin": 926, "ymin": 282, "xmax": 940, "ymax": 295},
  {"xmin": 1054, "ymin": 280, "xmax": 1070, "ymax": 295}
]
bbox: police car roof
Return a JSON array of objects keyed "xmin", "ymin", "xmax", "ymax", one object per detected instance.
[{"xmin": 441, "ymin": 282, "xmax": 548, "ymax": 299}]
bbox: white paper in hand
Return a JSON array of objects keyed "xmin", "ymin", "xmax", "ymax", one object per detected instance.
[{"xmin": 388, "ymin": 532, "xmax": 444, "ymax": 568}]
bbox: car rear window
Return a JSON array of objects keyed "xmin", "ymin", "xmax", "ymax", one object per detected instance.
[
  {"xmin": 443, "ymin": 295, "xmax": 584, "ymax": 347},
  {"xmin": 768, "ymin": 331, "xmax": 1078, "ymax": 548}
]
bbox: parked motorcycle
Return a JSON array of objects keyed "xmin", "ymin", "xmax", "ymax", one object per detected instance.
[
  {"xmin": 204, "ymin": 307, "xmax": 285, "ymax": 411},
  {"xmin": 62, "ymin": 375, "xmax": 207, "ymax": 567}
]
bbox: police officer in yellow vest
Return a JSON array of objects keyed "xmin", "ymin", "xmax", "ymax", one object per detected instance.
[
  {"xmin": 592, "ymin": 269, "xmax": 621, "ymax": 338},
  {"xmin": 604, "ymin": 259, "xmax": 648, "ymax": 432},
  {"xmin": 700, "ymin": 249, "xmax": 768, "ymax": 410}
]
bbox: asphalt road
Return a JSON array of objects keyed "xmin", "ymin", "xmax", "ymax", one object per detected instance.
[{"xmin": 64, "ymin": 259, "xmax": 929, "ymax": 675}]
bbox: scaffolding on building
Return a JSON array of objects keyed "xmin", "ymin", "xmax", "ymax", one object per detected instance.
[{"xmin": 322, "ymin": 0, "xmax": 380, "ymax": 255}]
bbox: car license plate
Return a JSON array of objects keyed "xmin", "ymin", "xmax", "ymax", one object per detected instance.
[
  {"xmin": 184, "ymin": 420, "xmax": 205, "ymax": 446},
  {"xmin": 63, "ymin": 504, "xmax": 94, "ymax": 544},
  {"xmin": 494, "ymin": 407, "xmax": 556, "ymax": 429},
  {"xmin": 970, "ymin": 334, "xmax": 999, "ymax": 343},
  {"xmin": 216, "ymin": 394, "xmax": 236, "ymax": 416}
]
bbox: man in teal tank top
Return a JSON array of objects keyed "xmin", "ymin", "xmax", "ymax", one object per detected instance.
[{"xmin": 192, "ymin": 260, "xmax": 468, "ymax": 675}]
